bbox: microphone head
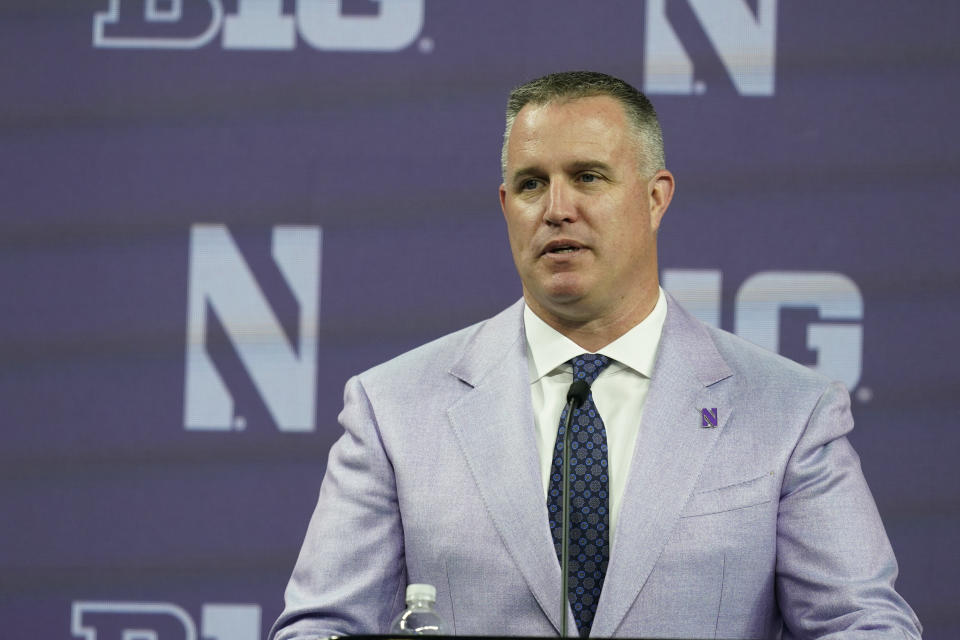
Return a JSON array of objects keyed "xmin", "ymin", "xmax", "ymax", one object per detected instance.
[{"xmin": 567, "ymin": 379, "xmax": 591, "ymax": 407}]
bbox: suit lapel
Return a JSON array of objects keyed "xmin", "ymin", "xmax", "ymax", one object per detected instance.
[
  {"xmin": 445, "ymin": 300, "xmax": 566, "ymax": 633},
  {"xmin": 591, "ymin": 295, "xmax": 736, "ymax": 638}
]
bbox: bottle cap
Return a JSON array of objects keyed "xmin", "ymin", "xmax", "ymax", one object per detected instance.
[{"xmin": 405, "ymin": 583, "xmax": 436, "ymax": 604}]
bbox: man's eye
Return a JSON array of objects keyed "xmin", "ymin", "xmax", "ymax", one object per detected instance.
[
  {"xmin": 579, "ymin": 173, "xmax": 598, "ymax": 183},
  {"xmin": 521, "ymin": 179, "xmax": 540, "ymax": 190}
]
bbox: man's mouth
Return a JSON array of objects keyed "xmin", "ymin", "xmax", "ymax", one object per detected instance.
[{"xmin": 542, "ymin": 240, "xmax": 585, "ymax": 256}]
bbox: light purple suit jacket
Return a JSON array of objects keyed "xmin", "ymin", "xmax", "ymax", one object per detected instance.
[{"xmin": 271, "ymin": 296, "xmax": 921, "ymax": 639}]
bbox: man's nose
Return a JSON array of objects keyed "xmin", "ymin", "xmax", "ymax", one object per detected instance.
[{"xmin": 543, "ymin": 180, "xmax": 579, "ymax": 225}]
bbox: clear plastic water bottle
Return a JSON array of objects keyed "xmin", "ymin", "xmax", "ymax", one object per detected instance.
[{"xmin": 389, "ymin": 583, "xmax": 446, "ymax": 635}]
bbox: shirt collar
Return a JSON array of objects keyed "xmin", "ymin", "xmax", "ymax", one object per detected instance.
[{"xmin": 523, "ymin": 287, "xmax": 667, "ymax": 384}]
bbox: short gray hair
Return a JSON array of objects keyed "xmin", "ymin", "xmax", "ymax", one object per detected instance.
[{"xmin": 501, "ymin": 70, "xmax": 665, "ymax": 179}]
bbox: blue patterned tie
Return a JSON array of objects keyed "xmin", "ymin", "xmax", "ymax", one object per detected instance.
[{"xmin": 547, "ymin": 354, "xmax": 611, "ymax": 637}]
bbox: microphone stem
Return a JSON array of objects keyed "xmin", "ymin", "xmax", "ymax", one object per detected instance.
[{"xmin": 561, "ymin": 396, "xmax": 576, "ymax": 639}]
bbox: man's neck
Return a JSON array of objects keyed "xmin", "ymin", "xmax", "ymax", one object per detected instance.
[{"xmin": 524, "ymin": 287, "xmax": 661, "ymax": 353}]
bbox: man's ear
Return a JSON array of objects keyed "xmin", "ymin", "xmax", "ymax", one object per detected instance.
[
  {"xmin": 499, "ymin": 183, "xmax": 508, "ymax": 214},
  {"xmin": 648, "ymin": 169, "xmax": 675, "ymax": 232}
]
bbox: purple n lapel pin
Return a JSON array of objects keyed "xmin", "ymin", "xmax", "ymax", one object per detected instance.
[{"xmin": 700, "ymin": 408, "xmax": 718, "ymax": 428}]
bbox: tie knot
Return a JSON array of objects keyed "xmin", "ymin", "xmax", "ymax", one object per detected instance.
[{"xmin": 570, "ymin": 353, "xmax": 611, "ymax": 385}]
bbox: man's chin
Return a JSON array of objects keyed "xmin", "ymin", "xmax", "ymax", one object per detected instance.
[
  {"xmin": 540, "ymin": 272, "xmax": 590, "ymax": 297},
  {"xmin": 523, "ymin": 284, "xmax": 594, "ymax": 318}
]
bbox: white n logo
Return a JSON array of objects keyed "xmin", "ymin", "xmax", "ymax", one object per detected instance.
[
  {"xmin": 184, "ymin": 224, "xmax": 321, "ymax": 432},
  {"xmin": 644, "ymin": 0, "xmax": 778, "ymax": 96}
]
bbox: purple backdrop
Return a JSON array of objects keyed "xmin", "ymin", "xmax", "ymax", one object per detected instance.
[{"xmin": 2, "ymin": 1, "xmax": 958, "ymax": 638}]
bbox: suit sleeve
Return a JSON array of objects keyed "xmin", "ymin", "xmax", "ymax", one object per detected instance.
[
  {"xmin": 775, "ymin": 381, "xmax": 922, "ymax": 639},
  {"xmin": 269, "ymin": 375, "xmax": 408, "ymax": 640}
]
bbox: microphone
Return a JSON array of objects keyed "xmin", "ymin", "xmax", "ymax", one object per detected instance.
[{"xmin": 561, "ymin": 379, "xmax": 590, "ymax": 638}]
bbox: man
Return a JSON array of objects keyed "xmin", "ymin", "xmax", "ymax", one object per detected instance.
[{"xmin": 270, "ymin": 72, "xmax": 921, "ymax": 639}]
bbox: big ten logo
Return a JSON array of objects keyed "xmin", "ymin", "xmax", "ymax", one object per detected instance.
[
  {"xmin": 184, "ymin": 224, "xmax": 321, "ymax": 432},
  {"xmin": 71, "ymin": 601, "xmax": 261, "ymax": 640},
  {"xmin": 663, "ymin": 270, "xmax": 863, "ymax": 391},
  {"xmin": 93, "ymin": 0, "xmax": 425, "ymax": 51},
  {"xmin": 644, "ymin": 0, "xmax": 778, "ymax": 96}
]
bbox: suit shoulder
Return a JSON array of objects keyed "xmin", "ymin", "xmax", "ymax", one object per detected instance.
[
  {"xmin": 704, "ymin": 322, "xmax": 836, "ymax": 398},
  {"xmin": 359, "ymin": 322, "xmax": 481, "ymax": 387},
  {"xmin": 356, "ymin": 300, "xmax": 523, "ymax": 392}
]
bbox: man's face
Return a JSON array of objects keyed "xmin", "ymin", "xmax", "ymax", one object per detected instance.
[{"xmin": 499, "ymin": 95, "xmax": 674, "ymax": 327}]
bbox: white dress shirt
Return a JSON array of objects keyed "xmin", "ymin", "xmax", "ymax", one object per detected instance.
[{"xmin": 523, "ymin": 288, "xmax": 667, "ymax": 544}]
